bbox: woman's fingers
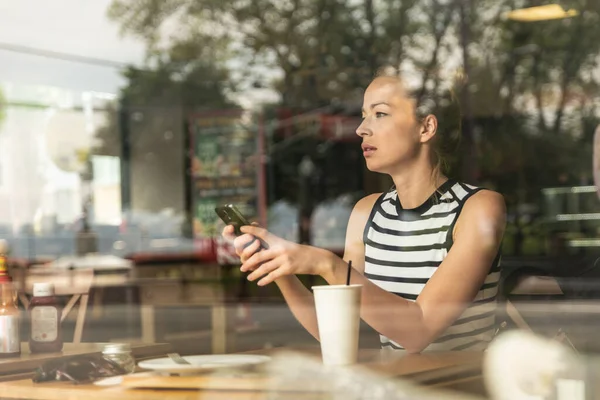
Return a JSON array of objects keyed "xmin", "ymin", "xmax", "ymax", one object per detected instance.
[
  {"xmin": 240, "ymin": 239, "xmax": 262, "ymax": 264},
  {"xmin": 233, "ymin": 233, "xmax": 256, "ymax": 255},
  {"xmin": 257, "ymin": 264, "xmax": 290, "ymax": 286},
  {"xmin": 223, "ymin": 224, "xmax": 272, "ymax": 264},
  {"xmin": 247, "ymin": 258, "xmax": 281, "ymax": 281},
  {"xmin": 222, "ymin": 225, "xmax": 236, "ymax": 241},
  {"xmin": 242, "ymin": 248, "xmax": 277, "ymax": 272},
  {"xmin": 240, "ymin": 225, "xmax": 274, "ymax": 244}
]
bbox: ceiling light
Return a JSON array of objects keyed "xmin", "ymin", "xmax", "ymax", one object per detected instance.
[{"xmin": 506, "ymin": 4, "xmax": 578, "ymax": 22}]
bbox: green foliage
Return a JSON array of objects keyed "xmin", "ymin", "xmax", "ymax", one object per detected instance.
[
  {"xmin": 107, "ymin": 0, "xmax": 432, "ymax": 107},
  {"xmin": 119, "ymin": 63, "xmax": 234, "ymax": 109},
  {"xmin": 0, "ymin": 88, "xmax": 5, "ymax": 127},
  {"xmin": 92, "ymin": 26, "xmax": 235, "ymax": 157}
]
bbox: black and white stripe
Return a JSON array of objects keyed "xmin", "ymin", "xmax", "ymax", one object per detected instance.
[{"xmin": 363, "ymin": 180, "xmax": 501, "ymax": 352}]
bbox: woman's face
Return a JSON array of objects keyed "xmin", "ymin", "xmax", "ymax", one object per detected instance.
[{"xmin": 356, "ymin": 77, "xmax": 423, "ymax": 175}]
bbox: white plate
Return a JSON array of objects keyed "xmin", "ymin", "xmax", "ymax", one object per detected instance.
[
  {"xmin": 137, "ymin": 354, "xmax": 271, "ymax": 374},
  {"xmin": 94, "ymin": 376, "xmax": 124, "ymax": 386}
]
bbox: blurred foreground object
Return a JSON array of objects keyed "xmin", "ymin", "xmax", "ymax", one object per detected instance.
[
  {"xmin": 484, "ymin": 331, "xmax": 585, "ymax": 400},
  {"xmin": 264, "ymin": 351, "xmax": 481, "ymax": 400}
]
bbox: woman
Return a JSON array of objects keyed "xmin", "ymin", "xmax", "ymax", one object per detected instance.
[{"xmin": 223, "ymin": 68, "xmax": 506, "ymax": 353}]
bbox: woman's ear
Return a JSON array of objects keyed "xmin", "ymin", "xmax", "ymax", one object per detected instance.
[{"xmin": 419, "ymin": 114, "xmax": 438, "ymax": 143}]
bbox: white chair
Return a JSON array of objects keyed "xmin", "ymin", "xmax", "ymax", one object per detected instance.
[{"xmin": 500, "ymin": 271, "xmax": 578, "ymax": 351}]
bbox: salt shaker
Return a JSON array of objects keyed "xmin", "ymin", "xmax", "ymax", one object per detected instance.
[{"xmin": 102, "ymin": 343, "xmax": 136, "ymax": 373}]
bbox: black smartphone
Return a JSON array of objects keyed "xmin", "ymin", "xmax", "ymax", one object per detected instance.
[
  {"xmin": 215, "ymin": 204, "xmax": 269, "ymax": 249},
  {"xmin": 215, "ymin": 204, "xmax": 252, "ymax": 235}
]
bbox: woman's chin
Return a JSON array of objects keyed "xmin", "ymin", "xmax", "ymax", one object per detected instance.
[{"xmin": 365, "ymin": 160, "xmax": 387, "ymax": 174}]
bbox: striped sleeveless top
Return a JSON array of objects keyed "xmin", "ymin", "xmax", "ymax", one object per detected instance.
[{"xmin": 363, "ymin": 179, "xmax": 501, "ymax": 352}]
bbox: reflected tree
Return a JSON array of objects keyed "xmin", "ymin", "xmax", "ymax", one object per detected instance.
[
  {"xmin": 466, "ymin": 0, "xmax": 600, "ymax": 188},
  {"xmin": 105, "ymin": 0, "xmax": 600, "ymax": 179},
  {"xmin": 91, "ymin": 17, "xmax": 236, "ymax": 237},
  {"xmin": 92, "ymin": 38, "xmax": 235, "ymax": 158},
  {"xmin": 462, "ymin": 0, "xmax": 600, "ymax": 255},
  {"xmin": 105, "ymin": 0, "xmax": 600, "ymax": 255},
  {"xmin": 0, "ymin": 88, "xmax": 5, "ymax": 127},
  {"xmin": 107, "ymin": 0, "xmax": 427, "ymax": 108}
]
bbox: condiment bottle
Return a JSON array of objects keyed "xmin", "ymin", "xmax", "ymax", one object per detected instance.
[
  {"xmin": 0, "ymin": 249, "xmax": 20, "ymax": 358},
  {"xmin": 29, "ymin": 283, "xmax": 63, "ymax": 353}
]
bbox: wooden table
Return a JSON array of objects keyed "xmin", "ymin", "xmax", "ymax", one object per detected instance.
[
  {"xmin": 0, "ymin": 342, "xmax": 170, "ymax": 382},
  {"xmin": 0, "ymin": 348, "xmax": 485, "ymax": 400}
]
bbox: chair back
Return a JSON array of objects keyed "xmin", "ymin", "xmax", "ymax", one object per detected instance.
[{"xmin": 21, "ymin": 268, "xmax": 94, "ymax": 296}]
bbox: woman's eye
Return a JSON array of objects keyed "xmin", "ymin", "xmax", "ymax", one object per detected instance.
[{"xmin": 375, "ymin": 112, "xmax": 388, "ymax": 118}]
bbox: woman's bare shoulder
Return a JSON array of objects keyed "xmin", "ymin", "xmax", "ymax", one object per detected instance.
[
  {"xmin": 352, "ymin": 193, "xmax": 383, "ymax": 214},
  {"xmin": 345, "ymin": 193, "xmax": 383, "ymax": 236},
  {"xmin": 455, "ymin": 189, "xmax": 506, "ymax": 239},
  {"xmin": 464, "ymin": 189, "xmax": 505, "ymax": 215}
]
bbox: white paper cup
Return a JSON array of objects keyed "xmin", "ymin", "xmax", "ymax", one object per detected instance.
[{"xmin": 312, "ymin": 284, "xmax": 362, "ymax": 366}]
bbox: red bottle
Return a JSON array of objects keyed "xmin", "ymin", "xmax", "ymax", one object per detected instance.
[
  {"xmin": 29, "ymin": 283, "xmax": 63, "ymax": 353},
  {"xmin": 0, "ymin": 253, "xmax": 20, "ymax": 358}
]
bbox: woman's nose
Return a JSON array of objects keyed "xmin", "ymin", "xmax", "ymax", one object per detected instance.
[{"xmin": 356, "ymin": 120, "xmax": 371, "ymax": 137}]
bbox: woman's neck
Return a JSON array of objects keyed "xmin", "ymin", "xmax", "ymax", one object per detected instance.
[{"xmin": 390, "ymin": 163, "xmax": 447, "ymax": 209}]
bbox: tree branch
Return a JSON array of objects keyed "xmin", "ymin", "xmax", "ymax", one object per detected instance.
[
  {"xmin": 416, "ymin": 0, "xmax": 454, "ymax": 105},
  {"xmin": 532, "ymin": 53, "xmax": 548, "ymax": 132},
  {"xmin": 552, "ymin": 17, "xmax": 586, "ymax": 134}
]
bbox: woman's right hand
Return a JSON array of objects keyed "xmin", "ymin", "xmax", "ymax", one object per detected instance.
[{"xmin": 222, "ymin": 225, "xmax": 264, "ymax": 265}]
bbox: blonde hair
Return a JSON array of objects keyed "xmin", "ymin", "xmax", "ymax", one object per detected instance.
[{"xmin": 374, "ymin": 66, "xmax": 463, "ymax": 180}]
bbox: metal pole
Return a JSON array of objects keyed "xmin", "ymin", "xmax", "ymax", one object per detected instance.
[
  {"xmin": 257, "ymin": 112, "xmax": 268, "ymax": 227},
  {"xmin": 183, "ymin": 117, "xmax": 193, "ymax": 238},
  {"xmin": 119, "ymin": 101, "xmax": 131, "ymax": 213},
  {"xmin": 458, "ymin": 0, "xmax": 478, "ymax": 183}
]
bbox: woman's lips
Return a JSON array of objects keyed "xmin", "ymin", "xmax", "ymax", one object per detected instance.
[{"xmin": 362, "ymin": 144, "xmax": 377, "ymax": 157}]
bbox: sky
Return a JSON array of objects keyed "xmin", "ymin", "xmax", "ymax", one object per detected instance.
[
  {"xmin": 0, "ymin": 1, "xmax": 279, "ymax": 107},
  {"xmin": 0, "ymin": 0, "xmax": 277, "ymax": 230},
  {"xmin": 0, "ymin": 0, "xmax": 145, "ymax": 95},
  {"xmin": 0, "ymin": 1, "xmax": 149, "ymax": 230}
]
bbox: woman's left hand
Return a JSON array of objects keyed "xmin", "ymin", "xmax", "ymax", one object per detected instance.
[{"xmin": 239, "ymin": 225, "xmax": 332, "ymax": 286}]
